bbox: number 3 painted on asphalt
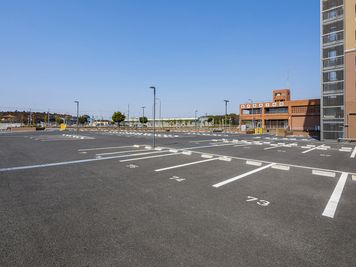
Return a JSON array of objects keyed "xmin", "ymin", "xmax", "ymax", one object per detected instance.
[
  {"xmin": 246, "ymin": 196, "xmax": 270, "ymax": 207},
  {"xmin": 257, "ymin": 200, "xmax": 270, "ymax": 207}
]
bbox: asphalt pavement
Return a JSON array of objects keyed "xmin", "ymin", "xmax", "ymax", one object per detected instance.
[{"xmin": 0, "ymin": 130, "xmax": 356, "ymax": 266}]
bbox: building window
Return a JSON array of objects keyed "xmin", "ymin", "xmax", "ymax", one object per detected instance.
[
  {"xmin": 329, "ymin": 71, "xmax": 337, "ymax": 81},
  {"xmin": 265, "ymin": 107, "xmax": 288, "ymax": 114},
  {"xmin": 323, "ymin": 95, "xmax": 343, "ymax": 106}
]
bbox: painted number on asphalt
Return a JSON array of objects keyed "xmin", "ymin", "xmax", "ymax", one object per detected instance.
[
  {"xmin": 246, "ymin": 196, "xmax": 270, "ymax": 207},
  {"xmin": 126, "ymin": 164, "xmax": 139, "ymax": 169},
  {"xmin": 170, "ymin": 176, "xmax": 186, "ymax": 182}
]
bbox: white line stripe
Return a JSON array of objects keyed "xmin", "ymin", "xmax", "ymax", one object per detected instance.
[
  {"xmin": 351, "ymin": 147, "xmax": 356, "ymax": 158},
  {"xmin": 155, "ymin": 158, "xmax": 218, "ymax": 172},
  {"xmin": 96, "ymin": 149, "xmax": 148, "ymax": 156},
  {"xmin": 322, "ymin": 172, "xmax": 348, "ymax": 218},
  {"xmin": 212, "ymin": 163, "xmax": 275, "ymax": 188},
  {"xmin": 264, "ymin": 146, "xmax": 280, "ymax": 150},
  {"xmin": 78, "ymin": 145, "xmax": 141, "ymax": 152},
  {"xmin": 120, "ymin": 153, "xmax": 180, "ymax": 162},
  {"xmin": 156, "ymin": 146, "xmax": 356, "ymax": 176},
  {"xmin": 302, "ymin": 146, "xmax": 324, "ymax": 154},
  {"xmin": 183, "ymin": 143, "xmax": 237, "ymax": 150},
  {"xmin": 0, "ymin": 151, "xmax": 166, "ymax": 172}
]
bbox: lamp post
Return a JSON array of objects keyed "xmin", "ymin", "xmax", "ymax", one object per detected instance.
[
  {"xmin": 47, "ymin": 109, "xmax": 50, "ymax": 127},
  {"xmin": 141, "ymin": 106, "xmax": 146, "ymax": 120},
  {"xmin": 74, "ymin": 101, "xmax": 79, "ymax": 135},
  {"xmin": 195, "ymin": 110, "xmax": 198, "ymax": 134},
  {"xmin": 224, "ymin": 100, "xmax": 229, "ymax": 130},
  {"xmin": 156, "ymin": 97, "xmax": 162, "ymax": 128},
  {"xmin": 248, "ymin": 99, "xmax": 254, "ymax": 129},
  {"xmin": 149, "ymin": 86, "xmax": 156, "ymax": 148},
  {"xmin": 127, "ymin": 104, "xmax": 130, "ymax": 128},
  {"xmin": 29, "ymin": 108, "xmax": 32, "ymax": 126}
]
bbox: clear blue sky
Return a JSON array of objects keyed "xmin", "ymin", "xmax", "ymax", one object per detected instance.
[{"xmin": 0, "ymin": 0, "xmax": 320, "ymax": 119}]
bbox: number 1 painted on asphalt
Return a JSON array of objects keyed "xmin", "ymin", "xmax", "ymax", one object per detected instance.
[{"xmin": 246, "ymin": 196, "xmax": 270, "ymax": 207}]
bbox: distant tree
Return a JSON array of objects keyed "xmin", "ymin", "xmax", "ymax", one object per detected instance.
[
  {"xmin": 78, "ymin": 115, "xmax": 90, "ymax": 125},
  {"xmin": 112, "ymin": 111, "xmax": 126, "ymax": 126},
  {"xmin": 139, "ymin": 116, "xmax": 148, "ymax": 124},
  {"xmin": 55, "ymin": 116, "xmax": 63, "ymax": 125},
  {"xmin": 207, "ymin": 117, "xmax": 213, "ymax": 123}
]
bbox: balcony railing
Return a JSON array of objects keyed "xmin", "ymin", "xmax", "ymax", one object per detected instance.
[
  {"xmin": 322, "ymin": 0, "xmax": 343, "ymax": 11},
  {"xmin": 322, "ymin": 7, "xmax": 343, "ymax": 22},
  {"xmin": 323, "ymin": 31, "xmax": 344, "ymax": 46},
  {"xmin": 323, "ymin": 56, "xmax": 344, "ymax": 69},
  {"xmin": 323, "ymin": 81, "xmax": 344, "ymax": 94}
]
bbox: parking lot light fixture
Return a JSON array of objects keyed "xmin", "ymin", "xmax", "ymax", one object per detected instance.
[
  {"xmin": 224, "ymin": 100, "xmax": 230, "ymax": 129},
  {"xmin": 195, "ymin": 110, "xmax": 198, "ymax": 134},
  {"xmin": 74, "ymin": 101, "xmax": 79, "ymax": 135},
  {"xmin": 149, "ymin": 86, "xmax": 156, "ymax": 148}
]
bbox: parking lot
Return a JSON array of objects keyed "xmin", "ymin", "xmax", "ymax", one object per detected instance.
[{"xmin": 1, "ymin": 130, "xmax": 356, "ymax": 266}]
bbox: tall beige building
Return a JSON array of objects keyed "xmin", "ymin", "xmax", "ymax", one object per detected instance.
[{"xmin": 321, "ymin": 0, "xmax": 356, "ymax": 140}]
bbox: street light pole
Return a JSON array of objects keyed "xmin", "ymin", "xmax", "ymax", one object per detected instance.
[
  {"xmin": 149, "ymin": 86, "xmax": 156, "ymax": 148},
  {"xmin": 156, "ymin": 98, "xmax": 162, "ymax": 128},
  {"xmin": 29, "ymin": 108, "xmax": 32, "ymax": 126},
  {"xmin": 127, "ymin": 104, "xmax": 130, "ymax": 128},
  {"xmin": 141, "ymin": 106, "xmax": 146, "ymax": 120},
  {"xmin": 74, "ymin": 101, "xmax": 79, "ymax": 135},
  {"xmin": 224, "ymin": 100, "xmax": 229, "ymax": 130},
  {"xmin": 195, "ymin": 110, "xmax": 198, "ymax": 134},
  {"xmin": 47, "ymin": 109, "xmax": 50, "ymax": 127}
]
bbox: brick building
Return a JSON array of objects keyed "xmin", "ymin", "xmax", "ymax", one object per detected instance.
[{"xmin": 239, "ymin": 89, "xmax": 320, "ymax": 131}]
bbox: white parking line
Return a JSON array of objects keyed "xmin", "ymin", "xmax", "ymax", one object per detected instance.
[
  {"xmin": 302, "ymin": 145, "xmax": 325, "ymax": 154},
  {"xmin": 322, "ymin": 172, "xmax": 348, "ymax": 218},
  {"xmin": 351, "ymin": 147, "xmax": 356, "ymax": 158},
  {"xmin": 78, "ymin": 145, "xmax": 141, "ymax": 152},
  {"xmin": 183, "ymin": 143, "xmax": 239, "ymax": 150},
  {"xmin": 120, "ymin": 152, "xmax": 181, "ymax": 162},
  {"xmin": 212, "ymin": 163, "xmax": 275, "ymax": 188},
  {"xmin": 264, "ymin": 146, "xmax": 280, "ymax": 150},
  {"xmin": 0, "ymin": 150, "xmax": 168, "ymax": 172},
  {"xmin": 96, "ymin": 149, "xmax": 148, "ymax": 156},
  {"xmin": 155, "ymin": 158, "xmax": 218, "ymax": 172}
]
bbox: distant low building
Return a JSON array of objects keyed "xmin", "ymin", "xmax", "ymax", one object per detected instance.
[
  {"xmin": 239, "ymin": 89, "xmax": 320, "ymax": 131},
  {"xmin": 92, "ymin": 120, "xmax": 112, "ymax": 127}
]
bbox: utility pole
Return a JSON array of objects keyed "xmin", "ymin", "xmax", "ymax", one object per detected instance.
[
  {"xmin": 224, "ymin": 100, "xmax": 229, "ymax": 130},
  {"xmin": 47, "ymin": 109, "xmax": 50, "ymax": 127},
  {"xmin": 29, "ymin": 108, "xmax": 32, "ymax": 126},
  {"xmin": 149, "ymin": 86, "xmax": 156, "ymax": 148},
  {"xmin": 127, "ymin": 104, "xmax": 130, "ymax": 128},
  {"xmin": 156, "ymin": 98, "xmax": 162, "ymax": 128},
  {"xmin": 74, "ymin": 101, "xmax": 79, "ymax": 136},
  {"xmin": 141, "ymin": 106, "xmax": 146, "ymax": 120},
  {"xmin": 195, "ymin": 110, "xmax": 198, "ymax": 134}
]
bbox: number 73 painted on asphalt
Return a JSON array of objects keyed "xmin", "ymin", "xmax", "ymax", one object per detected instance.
[{"xmin": 246, "ymin": 196, "xmax": 270, "ymax": 207}]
